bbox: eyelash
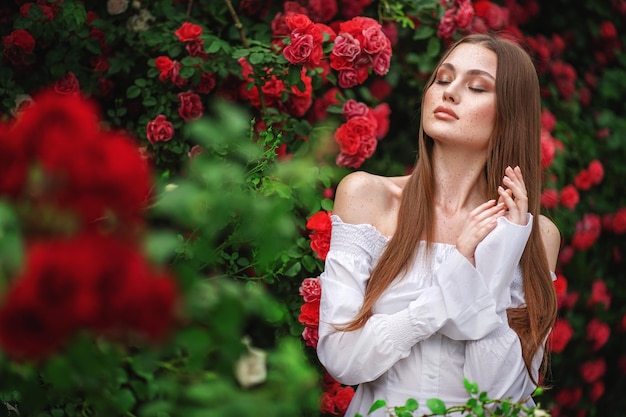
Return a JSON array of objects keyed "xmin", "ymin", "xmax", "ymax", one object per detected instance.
[{"xmin": 434, "ymin": 80, "xmax": 486, "ymax": 92}]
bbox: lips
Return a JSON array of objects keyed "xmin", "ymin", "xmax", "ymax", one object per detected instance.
[{"xmin": 433, "ymin": 106, "xmax": 459, "ymax": 120}]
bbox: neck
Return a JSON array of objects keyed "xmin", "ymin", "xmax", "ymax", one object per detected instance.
[{"xmin": 431, "ymin": 143, "xmax": 489, "ymax": 213}]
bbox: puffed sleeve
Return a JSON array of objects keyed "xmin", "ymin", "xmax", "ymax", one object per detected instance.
[
  {"xmin": 317, "ymin": 216, "xmax": 504, "ymax": 386},
  {"xmin": 463, "ymin": 214, "xmax": 542, "ymax": 402},
  {"xmin": 473, "ymin": 214, "xmax": 533, "ymax": 314}
]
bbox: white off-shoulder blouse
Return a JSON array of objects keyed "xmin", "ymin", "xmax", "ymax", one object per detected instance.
[{"xmin": 317, "ymin": 214, "xmax": 554, "ymax": 417}]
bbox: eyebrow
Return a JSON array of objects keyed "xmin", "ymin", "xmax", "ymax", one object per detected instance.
[{"xmin": 440, "ymin": 62, "xmax": 495, "ymax": 80}]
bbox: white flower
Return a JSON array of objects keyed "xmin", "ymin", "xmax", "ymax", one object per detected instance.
[
  {"xmin": 107, "ymin": 0, "xmax": 129, "ymax": 15},
  {"xmin": 234, "ymin": 337, "xmax": 267, "ymax": 389},
  {"xmin": 126, "ymin": 9, "xmax": 155, "ymax": 33},
  {"xmin": 532, "ymin": 408, "xmax": 551, "ymax": 417},
  {"xmin": 11, "ymin": 94, "xmax": 33, "ymax": 117}
]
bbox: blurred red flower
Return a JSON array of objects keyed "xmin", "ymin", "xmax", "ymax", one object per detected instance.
[
  {"xmin": 549, "ymin": 318, "xmax": 574, "ymax": 353},
  {"xmin": 307, "ymin": 210, "xmax": 332, "ymax": 260}
]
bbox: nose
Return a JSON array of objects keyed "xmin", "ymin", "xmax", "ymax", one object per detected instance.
[{"xmin": 443, "ymin": 85, "xmax": 457, "ymax": 103}]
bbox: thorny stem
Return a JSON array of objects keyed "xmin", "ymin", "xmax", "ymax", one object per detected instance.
[{"xmin": 224, "ymin": 0, "xmax": 249, "ymax": 48}]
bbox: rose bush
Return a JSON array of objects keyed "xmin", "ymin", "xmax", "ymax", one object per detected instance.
[{"xmin": 0, "ymin": 0, "xmax": 625, "ymax": 416}]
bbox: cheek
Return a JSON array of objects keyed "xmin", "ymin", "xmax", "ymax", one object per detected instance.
[{"xmin": 472, "ymin": 102, "xmax": 496, "ymax": 130}]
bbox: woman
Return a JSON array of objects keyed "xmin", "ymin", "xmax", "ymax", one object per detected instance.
[{"xmin": 316, "ymin": 33, "xmax": 560, "ymax": 416}]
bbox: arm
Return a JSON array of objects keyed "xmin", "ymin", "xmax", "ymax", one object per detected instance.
[
  {"xmin": 317, "ymin": 222, "xmax": 504, "ymax": 386},
  {"xmin": 462, "ymin": 204, "xmax": 562, "ymax": 401},
  {"xmin": 317, "ymin": 173, "xmax": 504, "ymax": 385}
]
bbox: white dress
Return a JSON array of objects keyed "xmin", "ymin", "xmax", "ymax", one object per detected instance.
[{"xmin": 317, "ymin": 214, "xmax": 553, "ymax": 417}]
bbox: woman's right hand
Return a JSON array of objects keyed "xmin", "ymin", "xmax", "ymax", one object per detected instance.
[{"xmin": 456, "ymin": 200, "xmax": 506, "ymax": 264}]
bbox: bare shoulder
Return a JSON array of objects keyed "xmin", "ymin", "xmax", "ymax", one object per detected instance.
[
  {"xmin": 538, "ymin": 214, "xmax": 561, "ymax": 271},
  {"xmin": 333, "ymin": 171, "xmax": 407, "ymax": 230}
]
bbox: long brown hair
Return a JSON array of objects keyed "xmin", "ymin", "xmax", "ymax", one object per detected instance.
[{"xmin": 339, "ymin": 33, "xmax": 558, "ymax": 383}]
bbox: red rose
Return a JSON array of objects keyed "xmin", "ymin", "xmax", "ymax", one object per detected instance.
[
  {"xmin": 174, "ymin": 22, "xmax": 203, "ymax": 42},
  {"xmin": 337, "ymin": 66, "xmax": 368, "ymax": 88},
  {"xmin": 587, "ymin": 280, "xmax": 610, "ymax": 310},
  {"xmin": 336, "ymin": 151, "xmax": 365, "ymax": 169},
  {"xmin": 362, "ymin": 25, "xmax": 388, "ymax": 54},
  {"xmin": 299, "ymin": 277, "xmax": 321, "ymax": 303},
  {"xmin": 343, "ymin": 99, "xmax": 369, "ymax": 119},
  {"xmin": 146, "ymin": 114, "xmax": 174, "ymax": 144},
  {"xmin": 307, "ymin": 210, "xmax": 332, "ymax": 260},
  {"xmin": 589, "ymin": 381, "xmax": 605, "ymax": 403},
  {"xmin": 310, "ymin": 230, "xmax": 331, "ymax": 260},
  {"xmin": 613, "ymin": 207, "xmax": 626, "ymax": 234},
  {"xmin": 574, "ymin": 169, "xmax": 593, "ymax": 190},
  {"xmin": 286, "ymin": 68, "xmax": 313, "ymax": 116},
  {"xmin": 307, "ymin": 0, "xmax": 338, "ymax": 23},
  {"xmin": 122, "ymin": 273, "xmax": 178, "ymax": 341},
  {"xmin": 309, "ymin": 87, "xmax": 342, "ymax": 123},
  {"xmin": 580, "ymin": 358, "xmax": 606, "ymax": 383},
  {"xmin": 599, "ymin": 21, "xmax": 617, "ymax": 39},
  {"xmin": 3, "ymin": 29, "xmax": 35, "ymax": 54},
  {"xmin": 554, "ymin": 387, "xmax": 582, "ymax": 408},
  {"xmin": 306, "ymin": 210, "xmax": 332, "ymax": 233},
  {"xmin": 455, "ymin": 0, "xmax": 475, "ymax": 29},
  {"xmin": 571, "ymin": 213, "xmax": 601, "ymax": 251},
  {"xmin": 0, "ymin": 278, "xmax": 70, "ymax": 360},
  {"xmin": 541, "ymin": 108, "xmax": 556, "ymax": 132},
  {"xmin": 333, "ymin": 386, "xmax": 355, "ymax": 414},
  {"xmin": 334, "ymin": 117, "xmax": 365, "ymax": 155},
  {"xmin": 586, "ymin": 318, "xmax": 610, "ymax": 351},
  {"xmin": 11, "ymin": 89, "xmax": 101, "ymax": 161},
  {"xmin": 330, "ymin": 33, "xmax": 361, "ymax": 68},
  {"xmin": 540, "ymin": 130, "xmax": 556, "ymax": 168},
  {"xmin": 372, "ymin": 103, "xmax": 391, "ymax": 140},
  {"xmin": 54, "ymin": 72, "xmax": 80, "ymax": 95},
  {"xmin": 185, "ymin": 38, "xmax": 207, "ymax": 59},
  {"xmin": 369, "ymin": 78, "xmax": 392, "ymax": 101},
  {"xmin": 548, "ymin": 318, "xmax": 574, "ymax": 353},
  {"xmin": 196, "ymin": 72, "xmax": 217, "ymax": 95},
  {"xmin": 283, "ymin": 33, "xmax": 316, "ymax": 65},
  {"xmin": 559, "ymin": 184, "xmax": 579, "ymax": 210},
  {"xmin": 0, "ymin": 123, "xmax": 28, "ymax": 196},
  {"xmin": 298, "ymin": 300, "xmax": 320, "ymax": 327},
  {"xmin": 588, "ymin": 159, "xmax": 604, "ymax": 184},
  {"xmin": 302, "ymin": 325, "xmax": 319, "ymax": 348},
  {"xmin": 155, "ymin": 56, "xmax": 174, "ymax": 78},
  {"xmin": 177, "ymin": 90, "xmax": 204, "ymax": 121},
  {"xmin": 319, "ymin": 391, "xmax": 336, "ymax": 415},
  {"xmin": 540, "ymin": 188, "xmax": 558, "ymax": 209}
]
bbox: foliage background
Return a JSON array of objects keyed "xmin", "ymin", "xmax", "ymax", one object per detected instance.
[{"xmin": 0, "ymin": 0, "xmax": 624, "ymax": 416}]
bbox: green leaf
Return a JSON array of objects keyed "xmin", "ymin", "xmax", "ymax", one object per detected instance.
[
  {"xmin": 249, "ymin": 52, "xmax": 265, "ymax": 65},
  {"xmin": 127, "ymin": 85, "xmax": 141, "ymax": 99},
  {"xmin": 405, "ymin": 398, "xmax": 418, "ymax": 411},
  {"xmin": 463, "ymin": 378, "xmax": 479, "ymax": 395},
  {"xmin": 478, "ymin": 391, "xmax": 489, "ymax": 402},
  {"xmin": 426, "ymin": 36, "xmax": 441, "ymax": 57},
  {"xmin": 426, "ymin": 398, "xmax": 446, "ymax": 415},
  {"xmin": 112, "ymin": 388, "xmax": 136, "ymax": 413},
  {"xmin": 283, "ymin": 261, "xmax": 301, "ymax": 277},
  {"xmin": 367, "ymin": 399, "xmax": 386, "ymax": 414}
]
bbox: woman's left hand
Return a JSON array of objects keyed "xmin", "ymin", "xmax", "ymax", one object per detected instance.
[{"xmin": 498, "ymin": 166, "xmax": 528, "ymax": 226}]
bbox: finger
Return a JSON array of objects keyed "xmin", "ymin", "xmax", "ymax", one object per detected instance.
[
  {"xmin": 469, "ymin": 200, "xmax": 505, "ymax": 222},
  {"xmin": 504, "ymin": 166, "xmax": 528, "ymax": 201},
  {"xmin": 496, "ymin": 188, "xmax": 512, "ymax": 206},
  {"xmin": 498, "ymin": 185, "xmax": 517, "ymax": 212},
  {"xmin": 502, "ymin": 175, "xmax": 528, "ymax": 209}
]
